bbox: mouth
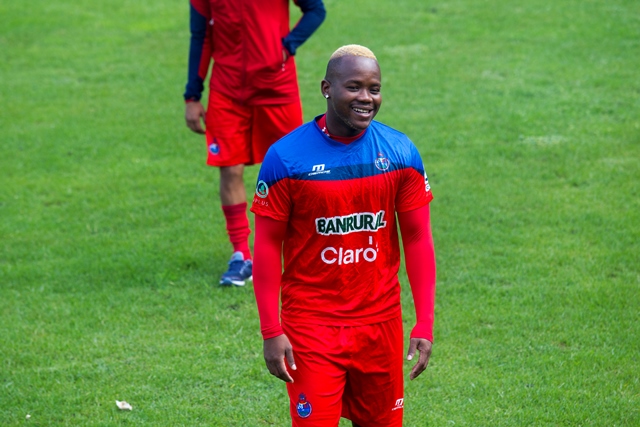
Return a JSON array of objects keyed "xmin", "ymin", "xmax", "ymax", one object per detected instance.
[{"xmin": 352, "ymin": 106, "xmax": 374, "ymax": 117}]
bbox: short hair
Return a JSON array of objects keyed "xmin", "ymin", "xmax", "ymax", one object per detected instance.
[
  {"xmin": 329, "ymin": 44, "xmax": 377, "ymax": 61},
  {"xmin": 325, "ymin": 45, "xmax": 378, "ymax": 80}
]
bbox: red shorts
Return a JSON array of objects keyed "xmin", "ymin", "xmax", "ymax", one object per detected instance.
[
  {"xmin": 283, "ymin": 317, "xmax": 405, "ymax": 427},
  {"xmin": 205, "ymin": 90, "xmax": 303, "ymax": 167}
]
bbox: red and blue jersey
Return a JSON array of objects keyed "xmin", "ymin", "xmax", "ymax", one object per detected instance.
[
  {"xmin": 251, "ymin": 118, "xmax": 433, "ymax": 326},
  {"xmin": 184, "ymin": 0, "xmax": 326, "ymax": 104}
]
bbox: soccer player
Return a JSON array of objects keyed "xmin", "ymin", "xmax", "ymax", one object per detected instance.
[
  {"xmin": 251, "ymin": 45, "xmax": 437, "ymax": 426},
  {"xmin": 183, "ymin": 0, "xmax": 326, "ymax": 286}
]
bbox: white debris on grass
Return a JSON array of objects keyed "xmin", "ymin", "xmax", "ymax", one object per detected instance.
[{"xmin": 116, "ymin": 400, "xmax": 133, "ymax": 411}]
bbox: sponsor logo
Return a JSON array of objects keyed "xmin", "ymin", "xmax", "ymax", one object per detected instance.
[
  {"xmin": 392, "ymin": 398, "xmax": 404, "ymax": 411},
  {"xmin": 375, "ymin": 152, "xmax": 390, "ymax": 171},
  {"xmin": 296, "ymin": 394, "xmax": 312, "ymax": 418},
  {"xmin": 316, "ymin": 210, "xmax": 387, "ymax": 236},
  {"xmin": 255, "ymin": 180, "xmax": 269, "ymax": 198},
  {"xmin": 308, "ymin": 164, "xmax": 331, "ymax": 177},
  {"xmin": 208, "ymin": 138, "xmax": 220, "ymax": 155},
  {"xmin": 424, "ymin": 170, "xmax": 431, "ymax": 192},
  {"xmin": 253, "ymin": 197, "xmax": 269, "ymax": 207},
  {"xmin": 321, "ymin": 236, "xmax": 378, "ymax": 265}
]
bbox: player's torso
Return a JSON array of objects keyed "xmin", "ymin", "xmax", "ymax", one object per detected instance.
[
  {"xmin": 264, "ymin": 122, "xmax": 418, "ymax": 324},
  {"xmin": 207, "ymin": 0, "xmax": 298, "ymax": 104}
]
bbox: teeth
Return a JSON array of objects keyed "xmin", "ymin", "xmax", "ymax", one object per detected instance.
[{"xmin": 353, "ymin": 108, "xmax": 369, "ymax": 113}]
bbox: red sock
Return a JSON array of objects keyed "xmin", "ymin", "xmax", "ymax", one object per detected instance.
[{"xmin": 221, "ymin": 202, "xmax": 252, "ymax": 260}]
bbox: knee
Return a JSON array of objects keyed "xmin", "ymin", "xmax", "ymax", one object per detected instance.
[{"xmin": 220, "ymin": 165, "xmax": 244, "ymax": 182}]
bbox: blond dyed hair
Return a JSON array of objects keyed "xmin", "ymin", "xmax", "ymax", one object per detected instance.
[{"xmin": 329, "ymin": 44, "xmax": 377, "ymax": 61}]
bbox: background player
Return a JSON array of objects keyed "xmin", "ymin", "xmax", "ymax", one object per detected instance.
[
  {"xmin": 184, "ymin": 0, "xmax": 326, "ymax": 286},
  {"xmin": 251, "ymin": 45, "xmax": 437, "ymax": 426}
]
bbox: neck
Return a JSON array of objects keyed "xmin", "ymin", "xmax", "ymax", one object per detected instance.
[{"xmin": 318, "ymin": 114, "xmax": 365, "ymax": 144}]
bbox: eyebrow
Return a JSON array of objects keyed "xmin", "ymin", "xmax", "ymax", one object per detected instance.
[{"xmin": 343, "ymin": 79, "xmax": 381, "ymax": 85}]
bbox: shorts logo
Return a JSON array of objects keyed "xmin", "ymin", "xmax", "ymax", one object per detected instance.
[
  {"xmin": 424, "ymin": 170, "xmax": 431, "ymax": 192},
  {"xmin": 375, "ymin": 152, "xmax": 390, "ymax": 171},
  {"xmin": 296, "ymin": 393, "xmax": 312, "ymax": 418},
  {"xmin": 255, "ymin": 180, "xmax": 269, "ymax": 198},
  {"xmin": 208, "ymin": 138, "xmax": 220, "ymax": 155},
  {"xmin": 392, "ymin": 398, "xmax": 404, "ymax": 411}
]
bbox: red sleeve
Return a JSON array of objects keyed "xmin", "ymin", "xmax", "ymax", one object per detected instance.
[
  {"xmin": 397, "ymin": 204, "xmax": 436, "ymax": 342},
  {"xmin": 253, "ymin": 214, "xmax": 288, "ymax": 339}
]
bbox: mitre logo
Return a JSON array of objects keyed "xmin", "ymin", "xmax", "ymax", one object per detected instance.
[
  {"xmin": 308, "ymin": 164, "xmax": 331, "ymax": 177},
  {"xmin": 316, "ymin": 210, "xmax": 387, "ymax": 236}
]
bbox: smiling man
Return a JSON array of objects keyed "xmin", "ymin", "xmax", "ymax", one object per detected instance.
[{"xmin": 251, "ymin": 45, "xmax": 437, "ymax": 427}]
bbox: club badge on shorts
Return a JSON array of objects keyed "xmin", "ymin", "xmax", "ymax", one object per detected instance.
[
  {"xmin": 208, "ymin": 137, "xmax": 220, "ymax": 155},
  {"xmin": 296, "ymin": 393, "xmax": 312, "ymax": 418}
]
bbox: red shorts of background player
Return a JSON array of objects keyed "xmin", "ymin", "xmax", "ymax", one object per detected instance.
[
  {"xmin": 282, "ymin": 316, "xmax": 405, "ymax": 427},
  {"xmin": 205, "ymin": 90, "xmax": 303, "ymax": 167}
]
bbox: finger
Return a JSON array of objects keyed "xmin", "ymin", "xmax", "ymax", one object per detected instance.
[
  {"xmin": 410, "ymin": 347, "xmax": 431, "ymax": 380},
  {"xmin": 185, "ymin": 118, "xmax": 197, "ymax": 132},
  {"xmin": 406, "ymin": 339, "xmax": 418, "ymax": 361},
  {"xmin": 409, "ymin": 362, "xmax": 426, "ymax": 380},
  {"xmin": 196, "ymin": 111, "xmax": 206, "ymax": 133},
  {"xmin": 285, "ymin": 346, "xmax": 297, "ymax": 372},
  {"xmin": 266, "ymin": 358, "xmax": 293, "ymax": 383},
  {"xmin": 278, "ymin": 358, "xmax": 294, "ymax": 383}
]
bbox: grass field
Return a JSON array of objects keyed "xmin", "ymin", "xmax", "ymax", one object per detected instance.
[{"xmin": 1, "ymin": 0, "xmax": 639, "ymax": 425}]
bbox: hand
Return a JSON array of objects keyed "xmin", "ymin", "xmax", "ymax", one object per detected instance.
[
  {"xmin": 263, "ymin": 334, "xmax": 296, "ymax": 383},
  {"xmin": 407, "ymin": 338, "xmax": 432, "ymax": 380},
  {"xmin": 185, "ymin": 101, "xmax": 206, "ymax": 134}
]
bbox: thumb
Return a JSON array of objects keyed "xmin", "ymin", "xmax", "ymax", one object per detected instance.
[
  {"xmin": 406, "ymin": 339, "xmax": 418, "ymax": 361},
  {"xmin": 285, "ymin": 346, "xmax": 297, "ymax": 371}
]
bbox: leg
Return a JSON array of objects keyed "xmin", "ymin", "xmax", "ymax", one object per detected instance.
[
  {"xmin": 217, "ymin": 164, "xmax": 253, "ymax": 285},
  {"xmin": 283, "ymin": 322, "xmax": 347, "ymax": 427},
  {"xmin": 219, "ymin": 164, "xmax": 252, "ymax": 260},
  {"xmin": 341, "ymin": 318, "xmax": 405, "ymax": 427},
  {"xmin": 203, "ymin": 91, "xmax": 254, "ymax": 284},
  {"xmin": 219, "ymin": 164, "xmax": 246, "ymax": 206}
]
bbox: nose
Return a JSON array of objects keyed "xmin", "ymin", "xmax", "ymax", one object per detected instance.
[{"xmin": 357, "ymin": 88, "xmax": 373, "ymax": 102}]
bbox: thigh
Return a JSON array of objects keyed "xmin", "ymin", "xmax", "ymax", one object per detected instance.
[
  {"xmin": 283, "ymin": 322, "xmax": 347, "ymax": 427},
  {"xmin": 342, "ymin": 317, "xmax": 405, "ymax": 427},
  {"xmin": 250, "ymin": 100, "xmax": 303, "ymax": 164},
  {"xmin": 205, "ymin": 91, "xmax": 252, "ymax": 166}
]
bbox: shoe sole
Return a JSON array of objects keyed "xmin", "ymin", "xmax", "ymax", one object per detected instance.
[{"xmin": 219, "ymin": 278, "xmax": 246, "ymax": 287}]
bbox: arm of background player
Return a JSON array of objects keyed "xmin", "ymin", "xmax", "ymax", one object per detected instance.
[
  {"xmin": 184, "ymin": 0, "xmax": 212, "ymax": 102},
  {"xmin": 254, "ymin": 214, "xmax": 297, "ymax": 383},
  {"xmin": 282, "ymin": 0, "xmax": 326, "ymax": 56},
  {"xmin": 184, "ymin": 0, "xmax": 212, "ymax": 133},
  {"xmin": 397, "ymin": 204, "xmax": 436, "ymax": 379}
]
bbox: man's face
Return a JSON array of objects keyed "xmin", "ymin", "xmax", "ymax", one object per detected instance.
[{"xmin": 323, "ymin": 56, "xmax": 382, "ymax": 137}]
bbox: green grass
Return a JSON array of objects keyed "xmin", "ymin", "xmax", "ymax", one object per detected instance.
[{"xmin": 1, "ymin": 0, "xmax": 639, "ymax": 425}]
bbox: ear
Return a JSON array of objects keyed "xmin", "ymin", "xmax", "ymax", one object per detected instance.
[{"xmin": 320, "ymin": 79, "xmax": 331, "ymax": 99}]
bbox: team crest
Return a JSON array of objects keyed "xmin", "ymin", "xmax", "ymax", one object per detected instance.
[
  {"xmin": 255, "ymin": 180, "xmax": 269, "ymax": 198},
  {"xmin": 375, "ymin": 152, "xmax": 390, "ymax": 171},
  {"xmin": 296, "ymin": 393, "xmax": 312, "ymax": 418},
  {"xmin": 208, "ymin": 138, "xmax": 220, "ymax": 155}
]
